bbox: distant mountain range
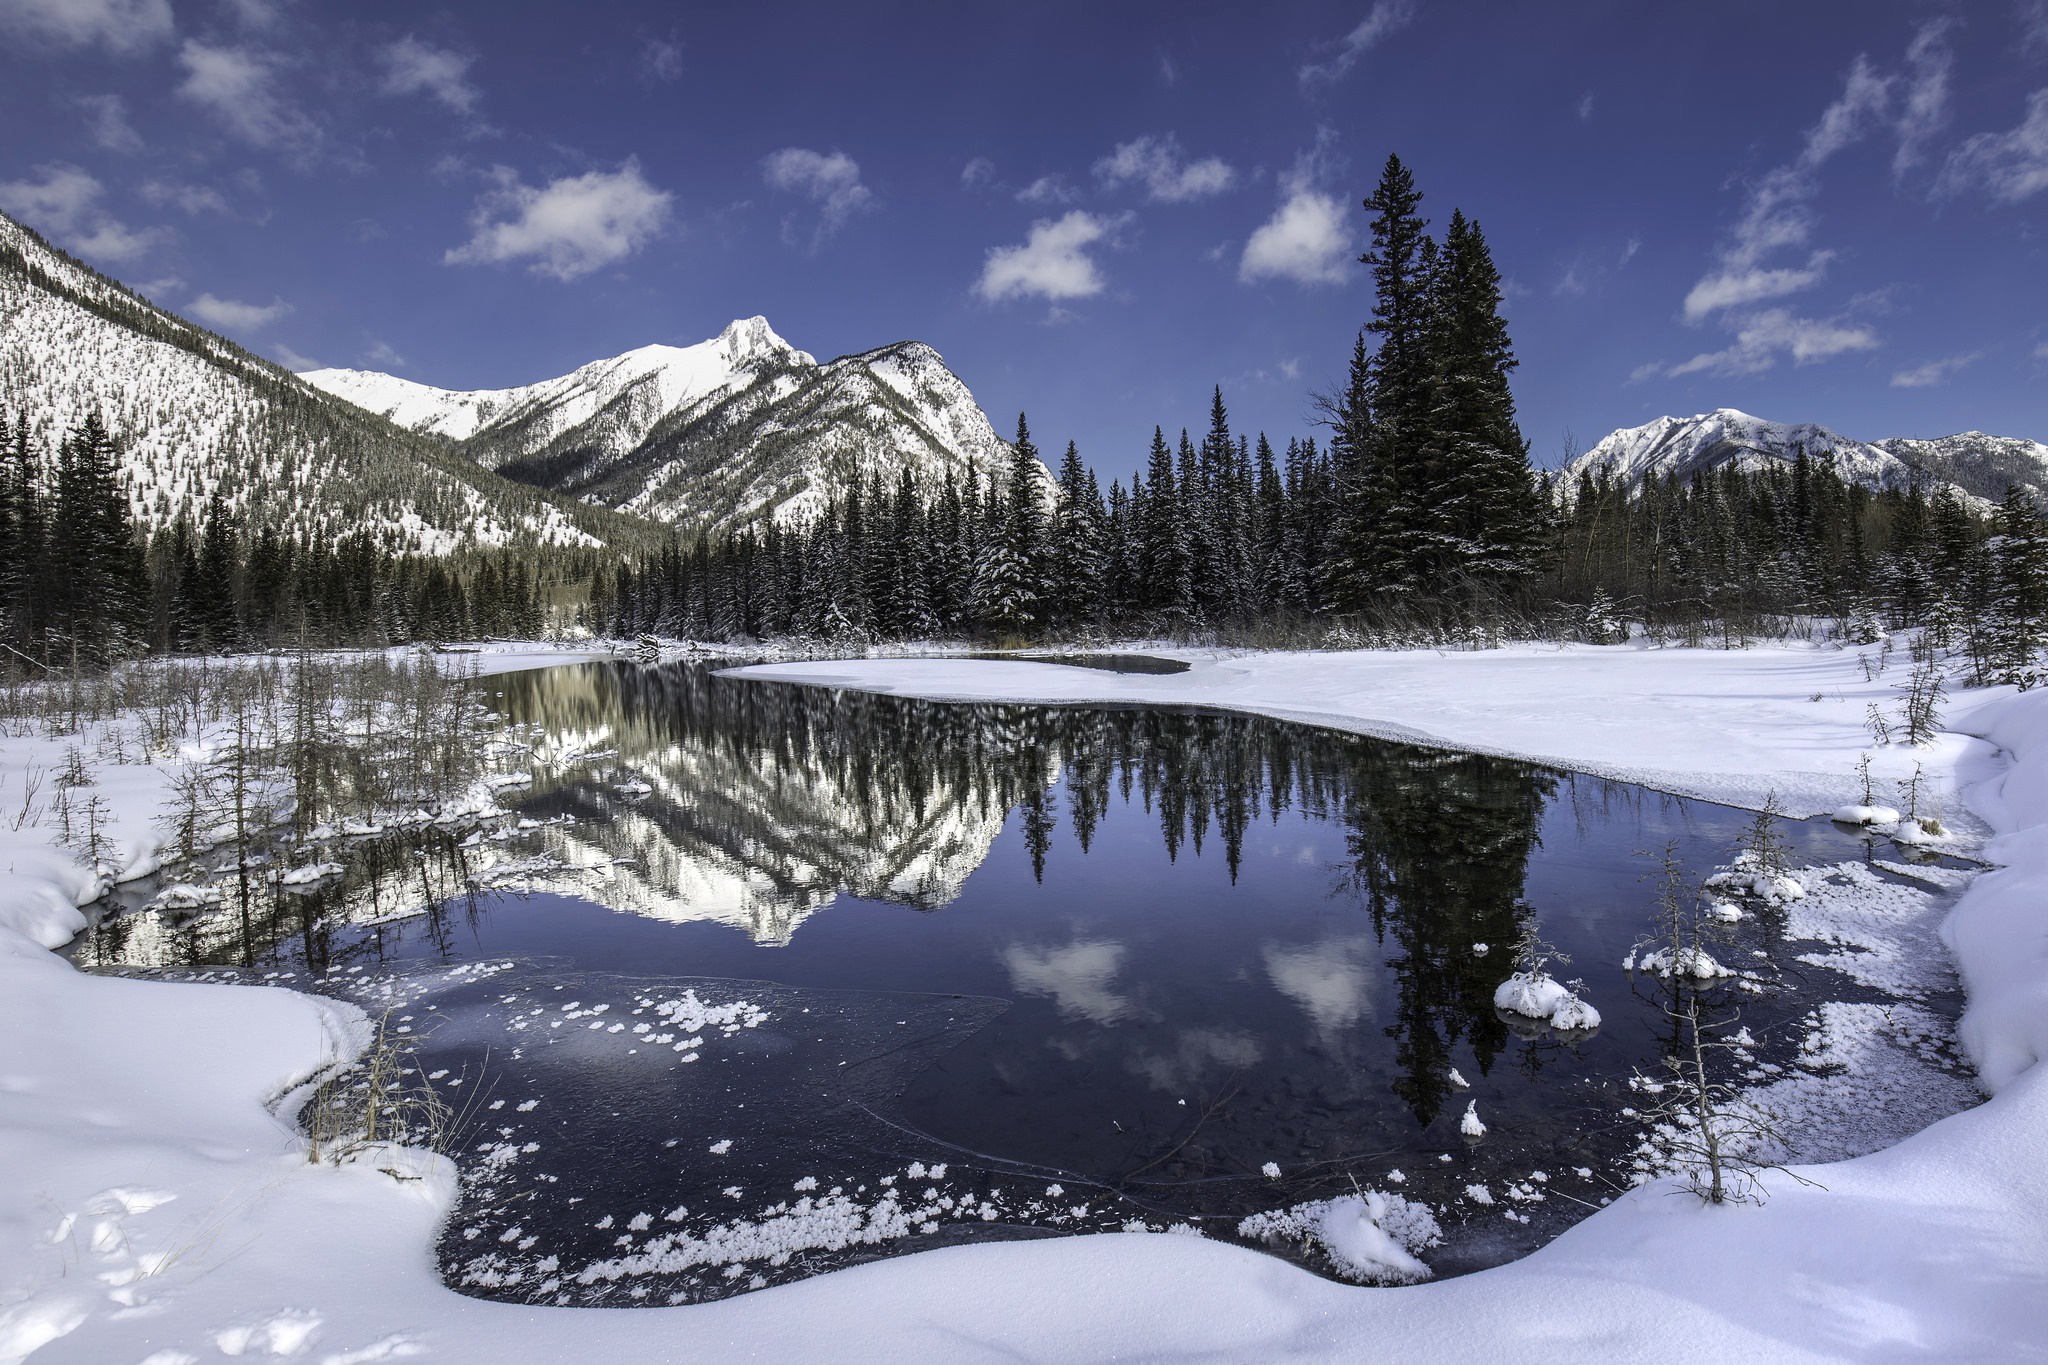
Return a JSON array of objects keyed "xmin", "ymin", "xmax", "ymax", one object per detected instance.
[
  {"xmin": 1566, "ymin": 408, "xmax": 2048, "ymax": 508},
  {"xmin": 304, "ymin": 317, "xmax": 1016, "ymax": 536}
]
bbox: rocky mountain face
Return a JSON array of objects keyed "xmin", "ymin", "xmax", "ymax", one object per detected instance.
[
  {"xmin": 0, "ymin": 210, "xmax": 651, "ymax": 553},
  {"xmin": 305, "ymin": 317, "xmax": 1022, "ymax": 536},
  {"xmin": 1566, "ymin": 408, "xmax": 2048, "ymax": 508}
]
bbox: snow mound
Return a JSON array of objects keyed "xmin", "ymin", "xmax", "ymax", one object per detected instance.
[
  {"xmin": 1238, "ymin": 1191, "xmax": 1440, "ymax": 1286},
  {"xmin": 1833, "ymin": 803, "xmax": 1902, "ymax": 826},
  {"xmin": 1493, "ymin": 973, "xmax": 1601, "ymax": 1033},
  {"xmin": 1631, "ymin": 947, "xmax": 1735, "ymax": 980}
]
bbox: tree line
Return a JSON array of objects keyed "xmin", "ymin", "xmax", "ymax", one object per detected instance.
[{"xmin": 0, "ymin": 406, "xmax": 600, "ymax": 670}]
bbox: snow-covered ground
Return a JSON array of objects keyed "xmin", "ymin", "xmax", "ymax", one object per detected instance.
[{"xmin": 3, "ymin": 638, "xmax": 2045, "ymax": 1362}]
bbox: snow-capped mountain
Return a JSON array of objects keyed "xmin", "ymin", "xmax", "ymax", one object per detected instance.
[
  {"xmin": 305, "ymin": 318, "xmax": 1021, "ymax": 535},
  {"xmin": 0, "ymin": 210, "xmax": 656, "ymax": 553},
  {"xmin": 1566, "ymin": 408, "xmax": 2048, "ymax": 507}
]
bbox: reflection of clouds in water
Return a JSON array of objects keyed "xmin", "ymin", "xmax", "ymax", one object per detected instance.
[
  {"xmin": 1130, "ymin": 1027, "xmax": 1264, "ymax": 1093},
  {"xmin": 1003, "ymin": 939, "xmax": 1133, "ymax": 1025},
  {"xmin": 1263, "ymin": 937, "xmax": 1375, "ymax": 1041}
]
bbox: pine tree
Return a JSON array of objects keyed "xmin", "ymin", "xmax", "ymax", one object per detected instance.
[
  {"xmin": 1421, "ymin": 209, "xmax": 1546, "ymax": 597},
  {"xmin": 1051, "ymin": 441, "xmax": 1105, "ymax": 628},
  {"xmin": 50, "ymin": 411, "xmax": 143, "ymax": 663},
  {"xmin": 1340, "ymin": 154, "xmax": 1435, "ymax": 610},
  {"xmin": 1985, "ymin": 486, "xmax": 2048, "ymax": 688}
]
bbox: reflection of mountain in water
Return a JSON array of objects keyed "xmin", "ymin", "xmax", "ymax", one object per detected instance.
[{"xmin": 498, "ymin": 663, "xmax": 1047, "ymax": 944}]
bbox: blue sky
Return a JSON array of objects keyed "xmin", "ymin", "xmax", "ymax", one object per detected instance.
[{"xmin": 3, "ymin": 0, "xmax": 2045, "ymax": 474}]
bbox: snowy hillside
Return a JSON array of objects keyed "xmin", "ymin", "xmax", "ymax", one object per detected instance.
[
  {"xmin": 0, "ymin": 211, "xmax": 660, "ymax": 554},
  {"xmin": 1566, "ymin": 408, "xmax": 2047, "ymax": 506},
  {"xmin": 306, "ymin": 319, "xmax": 1025, "ymax": 536}
]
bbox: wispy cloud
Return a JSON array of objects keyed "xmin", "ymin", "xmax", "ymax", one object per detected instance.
[
  {"xmin": 364, "ymin": 339, "xmax": 407, "ymax": 369},
  {"xmin": 380, "ymin": 37, "xmax": 480, "ymax": 115},
  {"xmin": 187, "ymin": 292, "xmax": 292, "ymax": 331},
  {"xmin": 0, "ymin": 163, "xmax": 166, "ymax": 263},
  {"xmin": 1577, "ymin": 91, "xmax": 1594, "ymax": 122},
  {"xmin": 1655, "ymin": 23, "xmax": 1956, "ymax": 380},
  {"xmin": 640, "ymin": 32, "xmax": 683, "ymax": 82},
  {"xmin": 1941, "ymin": 89, "xmax": 2048, "ymax": 204},
  {"xmin": 976, "ymin": 210, "xmax": 1127, "ymax": 304},
  {"xmin": 141, "ymin": 180, "xmax": 231, "ymax": 216},
  {"xmin": 271, "ymin": 342, "xmax": 321, "ymax": 371},
  {"xmin": 0, "ymin": 0, "xmax": 171, "ymax": 54},
  {"xmin": 761, "ymin": 148, "xmax": 875, "ymax": 249},
  {"xmin": 1890, "ymin": 351, "xmax": 1981, "ymax": 388},
  {"xmin": 445, "ymin": 160, "xmax": 673, "ymax": 281},
  {"xmin": 1093, "ymin": 134, "xmax": 1237, "ymax": 202},
  {"xmin": 1016, "ymin": 174, "xmax": 1078, "ymax": 206},
  {"xmin": 1299, "ymin": 1, "xmax": 1416, "ymax": 88},
  {"xmin": 77, "ymin": 94, "xmax": 142, "ymax": 153},
  {"xmin": 176, "ymin": 42, "xmax": 320, "ymax": 153},
  {"xmin": 960, "ymin": 157, "xmax": 996, "ymax": 192},
  {"xmin": 1665, "ymin": 307, "xmax": 1880, "ymax": 378}
]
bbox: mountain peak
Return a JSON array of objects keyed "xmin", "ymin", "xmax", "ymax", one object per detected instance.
[{"xmin": 718, "ymin": 315, "xmax": 790, "ymax": 358}]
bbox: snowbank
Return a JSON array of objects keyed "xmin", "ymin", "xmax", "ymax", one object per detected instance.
[{"xmin": 2, "ymin": 639, "xmax": 2044, "ymax": 1362}]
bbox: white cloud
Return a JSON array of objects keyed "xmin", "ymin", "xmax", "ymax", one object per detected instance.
[
  {"xmin": 187, "ymin": 292, "xmax": 292, "ymax": 331},
  {"xmin": 1239, "ymin": 136, "xmax": 1352, "ymax": 287},
  {"xmin": 1890, "ymin": 351, "xmax": 1980, "ymax": 388},
  {"xmin": 0, "ymin": 163, "xmax": 166, "ymax": 263},
  {"xmin": 69, "ymin": 218, "xmax": 167, "ymax": 262},
  {"xmin": 1299, "ymin": 0, "xmax": 1416, "ymax": 87},
  {"xmin": 364, "ymin": 339, "xmax": 406, "ymax": 369},
  {"xmin": 1240, "ymin": 190, "xmax": 1352, "ymax": 286},
  {"xmin": 1664, "ymin": 308, "xmax": 1879, "ymax": 378},
  {"xmin": 1577, "ymin": 91, "xmax": 1594, "ymax": 122},
  {"xmin": 78, "ymin": 94, "xmax": 141, "ymax": 153},
  {"xmin": 960, "ymin": 156, "xmax": 996, "ymax": 191},
  {"xmin": 1941, "ymin": 88, "xmax": 2048, "ymax": 204},
  {"xmin": 0, "ymin": 163, "xmax": 104, "ymax": 234},
  {"xmin": 446, "ymin": 160, "xmax": 672, "ymax": 281},
  {"xmin": 1681, "ymin": 251, "xmax": 1835, "ymax": 321},
  {"xmin": 761, "ymin": 147, "xmax": 874, "ymax": 248},
  {"xmin": 142, "ymin": 180, "xmax": 230, "ymax": 215},
  {"xmin": 380, "ymin": 37, "xmax": 479, "ymax": 115},
  {"xmin": 1158, "ymin": 53, "xmax": 1178, "ymax": 86},
  {"xmin": 176, "ymin": 41, "xmax": 318, "ymax": 152},
  {"xmin": 1093, "ymin": 133, "xmax": 1237, "ymax": 203},
  {"xmin": 975, "ymin": 210, "xmax": 1125, "ymax": 304},
  {"xmin": 1016, "ymin": 174, "xmax": 1077, "ymax": 206},
  {"xmin": 2037, "ymin": 340, "xmax": 2048, "ymax": 361},
  {"xmin": 0, "ymin": 0, "xmax": 171, "ymax": 53}
]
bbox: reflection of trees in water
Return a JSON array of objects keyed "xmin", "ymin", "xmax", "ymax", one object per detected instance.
[
  {"xmin": 75, "ymin": 826, "xmax": 489, "ymax": 975},
  {"xmin": 1339, "ymin": 749, "xmax": 1555, "ymax": 1125},
  {"xmin": 89, "ymin": 663, "xmax": 1557, "ymax": 1127}
]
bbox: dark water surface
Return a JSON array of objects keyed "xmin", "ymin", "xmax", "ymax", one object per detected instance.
[{"xmin": 71, "ymin": 659, "xmax": 1959, "ymax": 1303}]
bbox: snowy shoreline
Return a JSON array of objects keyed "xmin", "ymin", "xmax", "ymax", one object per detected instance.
[{"xmin": 3, "ymin": 639, "xmax": 2045, "ymax": 1362}]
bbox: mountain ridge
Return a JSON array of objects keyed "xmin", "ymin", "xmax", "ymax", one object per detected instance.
[{"xmin": 0, "ymin": 209, "xmax": 663, "ymax": 554}]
